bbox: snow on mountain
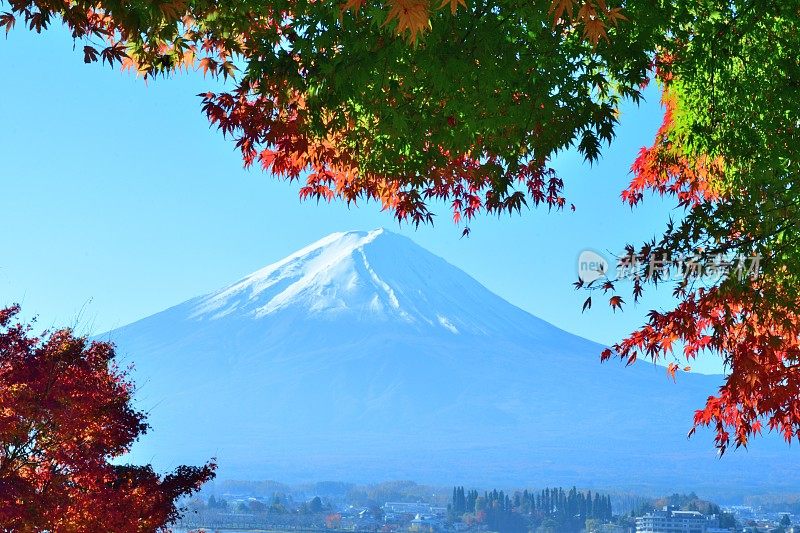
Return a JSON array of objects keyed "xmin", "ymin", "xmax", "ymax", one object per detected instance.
[
  {"xmin": 103, "ymin": 229, "xmax": 800, "ymax": 499},
  {"xmin": 191, "ymin": 229, "xmax": 473, "ymax": 329},
  {"xmin": 185, "ymin": 229, "xmax": 562, "ymax": 341}
]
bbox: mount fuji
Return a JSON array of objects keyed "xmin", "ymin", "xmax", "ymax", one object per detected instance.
[{"xmin": 103, "ymin": 229, "xmax": 799, "ymax": 498}]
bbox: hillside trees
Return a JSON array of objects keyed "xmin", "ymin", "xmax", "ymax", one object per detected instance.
[
  {"xmin": 2, "ymin": 0, "xmax": 800, "ymax": 452},
  {"xmin": 0, "ymin": 305, "xmax": 215, "ymax": 531}
]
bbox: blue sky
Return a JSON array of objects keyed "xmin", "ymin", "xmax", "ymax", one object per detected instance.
[{"xmin": 0, "ymin": 25, "xmax": 724, "ymax": 374}]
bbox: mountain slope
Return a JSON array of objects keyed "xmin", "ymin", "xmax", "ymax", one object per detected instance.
[{"xmin": 104, "ymin": 229, "xmax": 798, "ymax": 498}]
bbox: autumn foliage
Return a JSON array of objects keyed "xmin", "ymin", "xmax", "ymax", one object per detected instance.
[
  {"xmin": 578, "ymin": 3, "xmax": 800, "ymax": 453},
  {"xmin": 0, "ymin": 0, "xmax": 657, "ymax": 230},
  {"xmin": 0, "ymin": 305, "xmax": 215, "ymax": 531}
]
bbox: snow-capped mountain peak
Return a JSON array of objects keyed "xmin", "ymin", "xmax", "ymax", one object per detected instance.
[
  {"xmin": 190, "ymin": 229, "xmax": 387, "ymax": 319},
  {"xmin": 187, "ymin": 228, "xmax": 521, "ymax": 336}
]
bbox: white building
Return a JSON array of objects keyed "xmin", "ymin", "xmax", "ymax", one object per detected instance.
[
  {"xmin": 636, "ymin": 506, "xmax": 730, "ymax": 533},
  {"xmin": 383, "ymin": 502, "xmax": 447, "ymax": 517}
]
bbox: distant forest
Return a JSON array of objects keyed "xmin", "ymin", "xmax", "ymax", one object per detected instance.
[{"xmin": 450, "ymin": 486, "xmax": 613, "ymax": 532}]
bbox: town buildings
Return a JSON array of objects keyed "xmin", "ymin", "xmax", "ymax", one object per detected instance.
[{"xmin": 636, "ymin": 506, "xmax": 732, "ymax": 533}]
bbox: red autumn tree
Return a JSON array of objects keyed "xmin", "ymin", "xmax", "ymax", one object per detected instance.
[{"xmin": 0, "ymin": 305, "xmax": 215, "ymax": 532}]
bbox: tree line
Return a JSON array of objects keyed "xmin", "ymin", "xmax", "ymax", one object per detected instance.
[{"xmin": 450, "ymin": 485, "xmax": 613, "ymax": 532}]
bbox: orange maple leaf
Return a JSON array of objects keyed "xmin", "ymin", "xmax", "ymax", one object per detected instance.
[
  {"xmin": 582, "ymin": 17, "xmax": 607, "ymax": 44},
  {"xmin": 605, "ymin": 6, "xmax": 627, "ymax": 25},
  {"xmin": 199, "ymin": 56, "xmax": 218, "ymax": 76},
  {"xmin": 548, "ymin": 0, "xmax": 575, "ymax": 24},
  {"xmin": 577, "ymin": 2, "xmax": 607, "ymax": 45},
  {"xmin": 438, "ymin": 0, "xmax": 466, "ymax": 15},
  {"xmin": 383, "ymin": 0, "xmax": 431, "ymax": 44},
  {"xmin": 341, "ymin": 0, "xmax": 367, "ymax": 14}
]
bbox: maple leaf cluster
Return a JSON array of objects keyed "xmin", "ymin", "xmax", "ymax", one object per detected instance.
[
  {"xmin": 577, "ymin": 2, "xmax": 800, "ymax": 453},
  {"xmin": 0, "ymin": 0, "xmax": 648, "ymax": 234},
  {"xmin": 0, "ymin": 305, "xmax": 215, "ymax": 531},
  {"xmin": 548, "ymin": 0, "xmax": 627, "ymax": 45},
  {"xmin": 191, "ymin": 0, "xmax": 649, "ymax": 231}
]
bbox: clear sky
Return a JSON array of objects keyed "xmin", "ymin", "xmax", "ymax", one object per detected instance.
[{"xmin": 0, "ymin": 24, "xmax": 724, "ymax": 374}]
